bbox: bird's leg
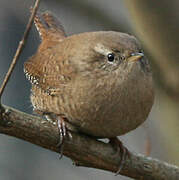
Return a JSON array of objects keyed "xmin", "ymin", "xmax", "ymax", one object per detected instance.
[
  {"xmin": 109, "ymin": 137, "xmax": 130, "ymax": 175},
  {"xmin": 44, "ymin": 113, "xmax": 68, "ymax": 158},
  {"xmin": 56, "ymin": 116, "xmax": 67, "ymax": 158}
]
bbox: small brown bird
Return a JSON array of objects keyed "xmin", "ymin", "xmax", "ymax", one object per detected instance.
[{"xmin": 24, "ymin": 11, "xmax": 154, "ymax": 172}]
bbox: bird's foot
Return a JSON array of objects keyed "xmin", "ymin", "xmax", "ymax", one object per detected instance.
[
  {"xmin": 44, "ymin": 114, "xmax": 70, "ymax": 159},
  {"xmin": 109, "ymin": 137, "xmax": 130, "ymax": 175},
  {"xmin": 56, "ymin": 116, "xmax": 67, "ymax": 159}
]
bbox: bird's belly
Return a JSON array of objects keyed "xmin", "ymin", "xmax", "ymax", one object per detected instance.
[
  {"xmin": 30, "ymin": 73, "xmax": 154, "ymax": 138},
  {"xmin": 64, "ymin": 77, "xmax": 154, "ymax": 138},
  {"xmin": 66, "ymin": 97, "xmax": 153, "ymax": 138}
]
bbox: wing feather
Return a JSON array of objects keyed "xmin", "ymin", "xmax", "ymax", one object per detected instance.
[{"xmin": 24, "ymin": 49, "xmax": 74, "ymax": 95}]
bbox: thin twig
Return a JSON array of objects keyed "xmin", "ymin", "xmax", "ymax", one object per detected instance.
[{"xmin": 0, "ymin": 0, "xmax": 41, "ymax": 102}]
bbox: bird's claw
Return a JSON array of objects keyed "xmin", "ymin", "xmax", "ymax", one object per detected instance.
[
  {"xmin": 109, "ymin": 137, "xmax": 130, "ymax": 175},
  {"xmin": 44, "ymin": 114, "xmax": 69, "ymax": 159},
  {"xmin": 56, "ymin": 117, "xmax": 67, "ymax": 158}
]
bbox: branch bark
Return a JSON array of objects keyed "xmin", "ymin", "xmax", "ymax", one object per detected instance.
[{"xmin": 0, "ymin": 105, "xmax": 178, "ymax": 180}]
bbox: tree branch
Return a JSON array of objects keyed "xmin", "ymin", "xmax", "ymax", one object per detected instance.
[{"xmin": 0, "ymin": 105, "xmax": 178, "ymax": 180}]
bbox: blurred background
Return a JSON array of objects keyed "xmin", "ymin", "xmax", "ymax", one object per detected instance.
[{"xmin": 0, "ymin": 0, "xmax": 178, "ymax": 179}]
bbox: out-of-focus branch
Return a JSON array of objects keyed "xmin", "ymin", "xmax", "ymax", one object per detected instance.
[
  {"xmin": 124, "ymin": 0, "xmax": 179, "ymax": 101},
  {"xmin": 0, "ymin": 105, "xmax": 178, "ymax": 180}
]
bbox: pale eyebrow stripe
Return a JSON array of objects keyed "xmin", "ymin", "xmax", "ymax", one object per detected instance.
[{"xmin": 94, "ymin": 43, "xmax": 111, "ymax": 56}]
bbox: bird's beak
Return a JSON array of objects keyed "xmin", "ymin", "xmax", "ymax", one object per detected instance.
[{"xmin": 128, "ymin": 52, "xmax": 144, "ymax": 62}]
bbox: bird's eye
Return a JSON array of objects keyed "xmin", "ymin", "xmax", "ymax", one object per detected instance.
[{"xmin": 107, "ymin": 53, "xmax": 115, "ymax": 62}]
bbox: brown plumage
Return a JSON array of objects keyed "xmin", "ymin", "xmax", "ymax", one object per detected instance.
[
  {"xmin": 24, "ymin": 11, "xmax": 154, "ymax": 172},
  {"xmin": 24, "ymin": 11, "xmax": 154, "ymax": 137}
]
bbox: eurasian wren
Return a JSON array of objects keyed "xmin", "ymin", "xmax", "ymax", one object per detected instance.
[{"xmin": 24, "ymin": 11, "xmax": 154, "ymax": 172}]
